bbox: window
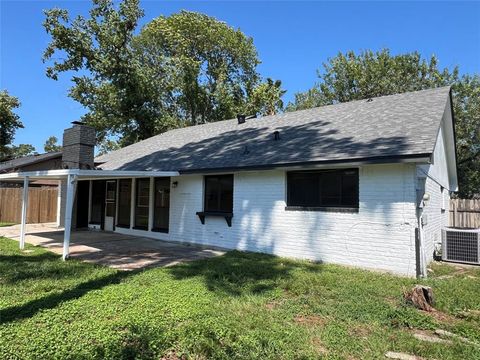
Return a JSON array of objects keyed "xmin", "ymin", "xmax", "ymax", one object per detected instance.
[
  {"xmin": 204, "ymin": 174, "xmax": 233, "ymax": 213},
  {"xmin": 287, "ymin": 169, "xmax": 359, "ymax": 210},
  {"xmin": 153, "ymin": 178, "xmax": 170, "ymax": 232},
  {"xmin": 117, "ymin": 179, "xmax": 132, "ymax": 227},
  {"xmin": 135, "ymin": 178, "xmax": 150, "ymax": 229}
]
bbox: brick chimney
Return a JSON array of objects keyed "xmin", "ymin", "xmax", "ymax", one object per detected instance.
[{"xmin": 62, "ymin": 122, "xmax": 95, "ymax": 169}]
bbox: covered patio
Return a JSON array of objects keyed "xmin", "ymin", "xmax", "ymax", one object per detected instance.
[
  {"xmin": 0, "ymin": 222, "xmax": 224, "ymax": 270},
  {"xmin": 0, "ymin": 169, "xmax": 225, "ymax": 269}
]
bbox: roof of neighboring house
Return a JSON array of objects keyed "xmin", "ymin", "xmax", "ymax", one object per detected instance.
[
  {"xmin": 0, "ymin": 151, "xmax": 62, "ymax": 173},
  {"xmin": 96, "ymin": 86, "xmax": 452, "ymax": 173}
]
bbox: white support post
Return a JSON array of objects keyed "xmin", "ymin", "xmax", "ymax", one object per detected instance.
[
  {"xmin": 19, "ymin": 176, "xmax": 29, "ymax": 250},
  {"xmin": 63, "ymin": 174, "xmax": 77, "ymax": 261},
  {"xmin": 56, "ymin": 180, "xmax": 62, "ymax": 227}
]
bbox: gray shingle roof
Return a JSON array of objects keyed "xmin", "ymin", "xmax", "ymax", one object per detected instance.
[
  {"xmin": 0, "ymin": 152, "xmax": 62, "ymax": 173},
  {"xmin": 96, "ymin": 87, "xmax": 451, "ymax": 173}
]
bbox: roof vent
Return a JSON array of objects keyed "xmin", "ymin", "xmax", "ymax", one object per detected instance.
[
  {"xmin": 273, "ymin": 130, "xmax": 280, "ymax": 141},
  {"xmin": 237, "ymin": 114, "xmax": 246, "ymax": 124}
]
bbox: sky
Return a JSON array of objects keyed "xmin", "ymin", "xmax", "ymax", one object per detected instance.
[{"xmin": 1, "ymin": 0, "xmax": 479, "ymax": 152}]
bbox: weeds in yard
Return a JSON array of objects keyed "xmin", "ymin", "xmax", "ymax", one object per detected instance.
[{"xmin": 1, "ymin": 237, "xmax": 479, "ymax": 359}]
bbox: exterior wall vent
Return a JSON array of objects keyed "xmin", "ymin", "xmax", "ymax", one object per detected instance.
[
  {"xmin": 442, "ymin": 228, "xmax": 480, "ymax": 265},
  {"xmin": 237, "ymin": 114, "xmax": 246, "ymax": 124}
]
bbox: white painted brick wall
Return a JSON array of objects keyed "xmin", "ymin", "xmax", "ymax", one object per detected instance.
[
  {"xmin": 421, "ymin": 177, "xmax": 449, "ymax": 262},
  {"xmin": 417, "ymin": 124, "xmax": 451, "ymax": 263},
  {"xmin": 163, "ymin": 163, "xmax": 419, "ymax": 277}
]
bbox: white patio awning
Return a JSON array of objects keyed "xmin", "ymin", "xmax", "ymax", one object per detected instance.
[
  {"xmin": 0, "ymin": 169, "xmax": 179, "ymax": 260},
  {"xmin": 0, "ymin": 169, "xmax": 179, "ymax": 181}
]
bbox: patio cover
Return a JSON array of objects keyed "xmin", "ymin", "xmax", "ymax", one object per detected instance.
[{"xmin": 0, "ymin": 169, "xmax": 179, "ymax": 260}]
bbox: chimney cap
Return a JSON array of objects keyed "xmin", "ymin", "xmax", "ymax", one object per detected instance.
[{"xmin": 71, "ymin": 120, "xmax": 85, "ymax": 125}]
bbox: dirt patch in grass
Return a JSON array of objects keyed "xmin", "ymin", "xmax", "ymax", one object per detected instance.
[
  {"xmin": 161, "ymin": 350, "xmax": 186, "ymax": 360},
  {"xmin": 294, "ymin": 314, "xmax": 328, "ymax": 327},
  {"xmin": 265, "ymin": 299, "xmax": 284, "ymax": 310},
  {"xmin": 424, "ymin": 309, "xmax": 460, "ymax": 324},
  {"xmin": 348, "ymin": 324, "xmax": 374, "ymax": 338},
  {"xmin": 311, "ymin": 336, "xmax": 328, "ymax": 355}
]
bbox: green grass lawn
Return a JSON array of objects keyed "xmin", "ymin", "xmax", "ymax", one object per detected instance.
[
  {"xmin": 1, "ymin": 237, "xmax": 479, "ymax": 359},
  {"xmin": 0, "ymin": 222, "xmax": 15, "ymax": 227}
]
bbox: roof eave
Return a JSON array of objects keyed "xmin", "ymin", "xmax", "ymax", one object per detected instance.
[{"xmin": 178, "ymin": 153, "xmax": 433, "ymax": 174}]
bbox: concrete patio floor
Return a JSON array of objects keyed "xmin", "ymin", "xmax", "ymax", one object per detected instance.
[{"xmin": 0, "ymin": 223, "xmax": 225, "ymax": 270}]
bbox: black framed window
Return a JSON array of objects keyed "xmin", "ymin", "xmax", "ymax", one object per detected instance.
[
  {"xmin": 287, "ymin": 169, "xmax": 359, "ymax": 209},
  {"xmin": 135, "ymin": 178, "xmax": 150, "ymax": 229},
  {"xmin": 204, "ymin": 174, "xmax": 233, "ymax": 213},
  {"xmin": 153, "ymin": 178, "xmax": 170, "ymax": 232},
  {"xmin": 117, "ymin": 179, "xmax": 132, "ymax": 227}
]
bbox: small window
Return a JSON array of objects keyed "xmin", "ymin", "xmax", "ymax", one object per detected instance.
[
  {"xmin": 204, "ymin": 174, "xmax": 233, "ymax": 213},
  {"xmin": 287, "ymin": 169, "xmax": 359, "ymax": 209},
  {"xmin": 135, "ymin": 178, "xmax": 150, "ymax": 229},
  {"xmin": 117, "ymin": 179, "xmax": 132, "ymax": 227}
]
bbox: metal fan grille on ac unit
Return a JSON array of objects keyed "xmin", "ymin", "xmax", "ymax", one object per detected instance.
[{"xmin": 442, "ymin": 228, "xmax": 480, "ymax": 265}]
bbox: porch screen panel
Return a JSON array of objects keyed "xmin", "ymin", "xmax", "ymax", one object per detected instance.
[
  {"xmin": 117, "ymin": 179, "xmax": 132, "ymax": 227},
  {"xmin": 153, "ymin": 178, "xmax": 170, "ymax": 232},
  {"xmin": 90, "ymin": 180, "xmax": 106, "ymax": 224},
  {"xmin": 134, "ymin": 178, "xmax": 150, "ymax": 230}
]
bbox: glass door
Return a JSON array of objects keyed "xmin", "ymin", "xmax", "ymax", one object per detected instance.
[{"xmin": 104, "ymin": 180, "xmax": 116, "ymax": 231}]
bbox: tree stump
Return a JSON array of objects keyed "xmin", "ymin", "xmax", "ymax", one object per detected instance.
[{"xmin": 404, "ymin": 285, "xmax": 435, "ymax": 311}]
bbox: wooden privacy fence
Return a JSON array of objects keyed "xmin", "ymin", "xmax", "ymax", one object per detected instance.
[
  {"xmin": 0, "ymin": 187, "xmax": 58, "ymax": 224},
  {"xmin": 450, "ymin": 199, "xmax": 480, "ymax": 229}
]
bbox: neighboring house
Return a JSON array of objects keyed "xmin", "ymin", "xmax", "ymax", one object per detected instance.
[
  {"xmin": 0, "ymin": 151, "xmax": 63, "ymax": 187},
  {"xmin": 0, "ymin": 151, "xmax": 63, "ymax": 224},
  {"xmin": 1, "ymin": 87, "xmax": 457, "ymax": 277}
]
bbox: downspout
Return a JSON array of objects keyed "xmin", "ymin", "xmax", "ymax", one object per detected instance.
[{"xmin": 415, "ymin": 175, "xmax": 428, "ymax": 278}]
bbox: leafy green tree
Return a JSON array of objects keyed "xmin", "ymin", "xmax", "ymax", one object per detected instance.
[
  {"xmin": 248, "ymin": 78, "xmax": 286, "ymax": 116},
  {"xmin": 43, "ymin": 0, "xmax": 146, "ymax": 145},
  {"xmin": 287, "ymin": 49, "xmax": 454, "ymax": 110},
  {"xmin": 10, "ymin": 144, "xmax": 36, "ymax": 158},
  {"xmin": 135, "ymin": 10, "xmax": 260, "ymax": 127},
  {"xmin": 97, "ymin": 138, "xmax": 121, "ymax": 156},
  {"xmin": 0, "ymin": 90, "xmax": 24, "ymax": 161},
  {"xmin": 453, "ymin": 75, "xmax": 480, "ymax": 198},
  {"xmin": 43, "ymin": 2, "xmax": 279, "ymax": 147},
  {"xmin": 44, "ymin": 136, "xmax": 62, "ymax": 152},
  {"xmin": 287, "ymin": 49, "xmax": 479, "ymax": 198}
]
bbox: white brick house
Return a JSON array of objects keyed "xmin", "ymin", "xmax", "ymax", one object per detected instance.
[{"xmin": 2, "ymin": 87, "xmax": 458, "ymax": 277}]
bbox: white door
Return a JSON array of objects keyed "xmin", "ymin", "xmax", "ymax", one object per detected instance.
[{"xmin": 104, "ymin": 180, "xmax": 116, "ymax": 231}]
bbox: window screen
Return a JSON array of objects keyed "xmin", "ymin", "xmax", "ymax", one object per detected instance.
[
  {"xmin": 153, "ymin": 178, "xmax": 170, "ymax": 232},
  {"xmin": 117, "ymin": 179, "xmax": 132, "ymax": 227},
  {"xmin": 90, "ymin": 180, "xmax": 105, "ymax": 224},
  {"xmin": 204, "ymin": 174, "xmax": 233, "ymax": 213},
  {"xmin": 135, "ymin": 178, "xmax": 150, "ymax": 229},
  {"xmin": 287, "ymin": 169, "xmax": 359, "ymax": 208}
]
